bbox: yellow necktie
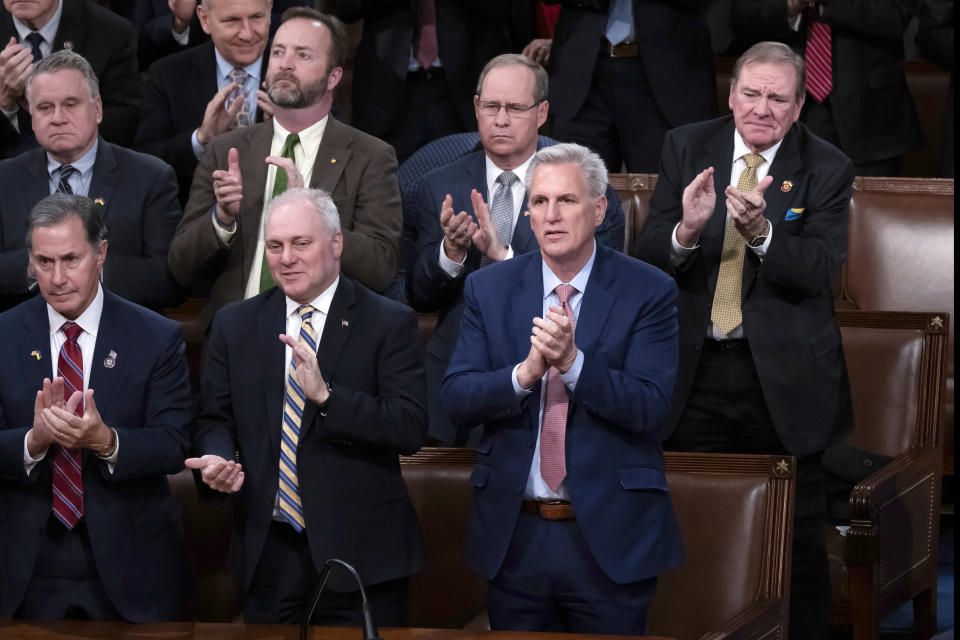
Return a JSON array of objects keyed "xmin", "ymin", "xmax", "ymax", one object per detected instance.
[{"xmin": 710, "ymin": 153, "xmax": 765, "ymax": 334}]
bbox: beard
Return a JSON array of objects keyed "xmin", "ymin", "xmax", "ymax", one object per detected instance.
[{"xmin": 266, "ymin": 71, "xmax": 329, "ymax": 109}]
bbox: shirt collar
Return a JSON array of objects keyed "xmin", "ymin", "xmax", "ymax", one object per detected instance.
[
  {"xmin": 732, "ymin": 128, "xmax": 783, "ymax": 167},
  {"xmin": 213, "ymin": 47, "xmax": 262, "ymax": 83},
  {"xmin": 484, "ymin": 151, "xmax": 535, "ymax": 196},
  {"xmin": 13, "ymin": 0, "xmax": 62, "ymax": 47},
  {"xmin": 47, "ymin": 282, "xmax": 103, "ymax": 339},
  {"xmin": 541, "ymin": 241, "xmax": 596, "ymax": 301},
  {"xmin": 47, "ymin": 138, "xmax": 98, "ymax": 179},
  {"xmin": 284, "ymin": 275, "xmax": 339, "ymax": 320},
  {"xmin": 272, "ymin": 114, "xmax": 328, "ymax": 153}
]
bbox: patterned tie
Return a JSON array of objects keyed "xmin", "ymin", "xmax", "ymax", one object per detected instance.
[
  {"xmin": 540, "ymin": 284, "xmax": 576, "ymax": 492},
  {"xmin": 278, "ymin": 305, "xmax": 317, "ymax": 532},
  {"xmin": 710, "ymin": 154, "xmax": 765, "ymax": 335},
  {"xmin": 414, "ymin": 0, "xmax": 438, "ymax": 69},
  {"xmin": 260, "ymin": 133, "xmax": 300, "ymax": 291},
  {"xmin": 56, "ymin": 164, "xmax": 77, "ymax": 194},
  {"xmin": 483, "ymin": 171, "xmax": 517, "ymax": 266},
  {"xmin": 804, "ymin": 6, "xmax": 833, "ymax": 102},
  {"xmin": 604, "ymin": 0, "xmax": 633, "ymax": 46},
  {"xmin": 229, "ymin": 68, "xmax": 252, "ymax": 127},
  {"xmin": 52, "ymin": 322, "xmax": 84, "ymax": 529},
  {"xmin": 25, "ymin": 32, "xmax": 43, "ymax": 62}
]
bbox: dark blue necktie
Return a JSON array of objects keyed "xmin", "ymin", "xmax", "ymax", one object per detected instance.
[{"xmin": 25, "ymin": 32, "xmax": 43, "ymax": 62}]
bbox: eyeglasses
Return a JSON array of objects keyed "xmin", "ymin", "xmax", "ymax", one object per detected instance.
[{"xmin": 477, "ymin": 101, "xmax": 540, "ymax": 118}]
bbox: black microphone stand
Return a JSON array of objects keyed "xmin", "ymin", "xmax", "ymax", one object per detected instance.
[{"xmin": 299, "ymin": 558, "xmax": 383, "ymax": 640}]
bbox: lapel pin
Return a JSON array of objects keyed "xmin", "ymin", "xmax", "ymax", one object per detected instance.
[
  {"xmin": 103, "ymin": 350, "xmax": 117, "ymax": 369},
  {"xmin": 781, "ymin": 180, "xmax": 793, "ymax": 193},
  {"xmin": 30, "ymin": 349, "xmax": 41, "ymax": 360},
  {"xmin": 341, "ymin": 319, "xmax": 349, "ymax": 327},
  {"xmin": 330, "ymin": 158, "xmax": 337, "ymax": 164},
  {"xmin": 94, "ymin": 197, "xmax": 105, "ymax": 206},
  {"xmin": 63, "ymin": 41, "xmax": 74, "ymax": 51}
]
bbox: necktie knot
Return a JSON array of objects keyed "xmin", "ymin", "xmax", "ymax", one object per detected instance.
[
  {"xmin": 230, "ymin": 68, "xmax": 248, "ymax": 85},
  {"xmin": 497, "ymin": 170, "xmax": 518, "ymax": 188},
  {"xmin": 282, "ymin": 133, "xmax": 300, "ymax": 158},
  {"xmin": 61, "ymin": 321, "xmax": 82, "ymax": 343},
  {"xmin": 555, "ymin": 284, "xmax": 575, "ymax": 306},
  {"xmin": 297, "ymin": 304, "xmax": 315, "ymax": 322},
  {"xmin": 742, "ymin": 153, "xmax": 764, "ymax": 169},
  {"xmin": 25, "ymin": 32, "xmax": 43, "ymax": 61},
  {"xmin": 804, "ymin": 4, "xmax": 821, "ymax": 22}
]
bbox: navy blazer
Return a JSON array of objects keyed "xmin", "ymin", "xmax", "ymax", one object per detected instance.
[
  {"xmin": 439, "ymin": 244, "xmax": 684, "ymax": 584},
  {"xmin": 193, "ymin": 278, "xmax": 427, "ymax": 594},
  {"xmin": 406, "ymin": 146, "xmax": 624, "ymax": 444},
  {"xmin": 0, "ymin": 140, "xmax": 185, "ymax": 311},
  {"xmin": 634, "ymin": 116, "xmax": 854, "ymax": 456},
  {"xmin": 0, "ymin": 290, "xmax": 192, "ymax": 621}
]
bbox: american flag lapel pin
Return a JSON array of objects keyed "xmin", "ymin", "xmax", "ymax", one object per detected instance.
[{"xmin": 341, "ymin": 319, "xmax": 349, "ymax": 327}]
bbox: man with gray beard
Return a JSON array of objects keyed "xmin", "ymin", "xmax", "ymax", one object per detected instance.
[{"xmin": 169, "ymin": 7, "xmax": 402, "ymax": 330}]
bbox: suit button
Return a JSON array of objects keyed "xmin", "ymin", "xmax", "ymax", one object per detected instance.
[
  {"xmin": 862, "ymin": 459, "xmax": 873, "ymax": 468},
  {"xmin": 694, "ymin": 344, "xmax": 700, "ymax": 352}
]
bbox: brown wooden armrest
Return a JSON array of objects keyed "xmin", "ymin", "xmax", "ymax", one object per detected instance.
[{"xmin": 704, "ymin": 599, "xmax": 785, "ymax": 640}]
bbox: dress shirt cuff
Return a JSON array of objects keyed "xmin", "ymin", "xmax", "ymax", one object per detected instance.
[
  {"xmin": 512, "ymin": 363, "xmax": 536, "ymax": 397},
  {"xmin": 171, "ymin": 24, "xmax": 190, "ymax": 45},
  {"xmin": 191, "ymin": 128, "xmax": 205, "ymax": 158},
  {"xmin": 747, "ymin": 223, "xmax": 773, "ymax": 260},
  {"xmin": 561, "ymin": 350, "xmax": 584, "ymax": 390},
  {"xmin": 1, "ymin": 105, "xmax": 19, "ymax": 132},
  {"xmin": 23, "ymin": 432, "xmax": 47, "ymax": 475},
  {"xmin": 438, "ymin": 242, "xmax": 466, "ymax": 278},
  {"xmin": 97, "ymin": 428, "xmax": 119, "ymax": 474},
  {"xmin": 670, "ymin": 221, "xmax": 699, "ymax": 267},
  {"xmin": 503, "ymin": 244, "xmax": 514, "ymax": 261},
  {"xmin": 212, "ymin": 205, "xmax": 237, "ymax": 246}
]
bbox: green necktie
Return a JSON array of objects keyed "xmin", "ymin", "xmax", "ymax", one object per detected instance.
[{"xmin": 260, "ymin": 133, "xmax": 300, "ymax": 291}]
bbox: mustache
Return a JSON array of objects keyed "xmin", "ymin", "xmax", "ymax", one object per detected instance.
[{"xmin": 268, "ymin": 72, "xmax": 299, "ymax": 86}]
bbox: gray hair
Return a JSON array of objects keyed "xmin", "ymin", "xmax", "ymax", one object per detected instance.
[
  {"xmin": 732, "ymin": 41, "xmax": 806, "ymax": 102},
  {"xmin": 476, "ymin": 53, "xmax": 548, "ymax": 104},
  {"xmin": 25, "ymin": 194, "xmax": 108, "ymax": 254},
  {"xmin": 525, "ymin": 143, "xmax": 608, "ymax": 199},
  {"xmin": 26, "ymin": 49, "xmax": 100, "ymax": 104},
  {"xmin": 265, "ymin": 187, "xmax": 341, "ymax": 236}
]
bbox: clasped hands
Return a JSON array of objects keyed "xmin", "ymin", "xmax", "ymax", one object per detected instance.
[
  {"xmin": 26, "ymin": 377, "xmax": 114, "ymax": 457},
  {"xmin": 676, "ymin": 166, "xmax": 773, "ymax": 248},
  {"xmin": 185, "ymin": 333, "xmax": 327, "ymax": 494},
  {"xmin": 440, "ymin": 189, "xmax": 509, "ymax": 264},
  {"xmin": 211, "ymin": 148, "xmax": 304, "ymax": 227},
  {"xmin": 516, "ymin": 306, "xmax": 577, "ymax": 390}
]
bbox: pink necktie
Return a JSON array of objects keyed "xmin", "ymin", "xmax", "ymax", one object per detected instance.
[
  {"xmin": 540, "ymin": 284, "xmax": 576, "ymax": 491},
  {"xmin": 52, "ymin": 322, "xmax": 84, "ymax": 529},
  {"xmin": 804, "ymin": 6, "xmax": 833, "ymax": 102}
]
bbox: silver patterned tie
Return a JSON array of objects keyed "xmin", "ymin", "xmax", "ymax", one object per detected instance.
[{"xmin": 483, "ymin": 171, "xmax": 518, "ymax": 265}]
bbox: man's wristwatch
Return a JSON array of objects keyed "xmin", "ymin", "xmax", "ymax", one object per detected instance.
[{"xmin": 747, "ymin": 219, "xmax": 770, "ymax": 248}]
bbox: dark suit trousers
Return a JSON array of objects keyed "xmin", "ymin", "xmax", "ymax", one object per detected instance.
[
  {"xmin": 384, "ymin": 69, "xmax": 465, "ymax": 165},
  {"xmin": 487, "ymin": 512, "xmax": 656, "ymax": 634},
  {"xmin": 802, "ymin": 98, "xmax": 903, "ymax": 177},
  {"xmin": 244, "ymin": 520, "xmax": 409, "ymax": 626},
  {"xmin": 14, "ymin": 517, "xmax": 121, "ymax": 621},
  {"xmin": 665, "ymin": 338, "xmax": 830, "ymax": 640},
  {"xmin": 550, "ymin": 54, "xmax": 670, "ymax": 173}
]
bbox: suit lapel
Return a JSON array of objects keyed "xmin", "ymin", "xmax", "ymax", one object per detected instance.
[
  {"xmin": 23, "ymin": 149, "xmax": 52, "ymax": 211},
  {"xmin": 575, "ymin": 247, "xmax": 615, "ymax": 359},
  {"xmin": 511, "ymin": 191, "xmax": 536, "ymax": 254},
  {"xmin": 87, "ymin": 291, "xmax": 132, "ymax": 413},
  {"xmin": 701, "ymin": 121, "xmax": 735, "ymax": 293},
  {"xmin": 258, "ymin": 290, "xmax": 286, "ymax": 466},
  {"xmin": 53, "ymin": 0, "xmax": 85, "ymax": 52},
  {"xmin": 310, "ymin": 117, "xmax": 350, "ymax": 193},
  {"xmin": 87, "ymin": 140, "xmax": 118, "ymax": 220},
  {"xmin": 512, "ymin": 256, "xmax": 543, "ymax": 440},
  {"xmin": 192, "ymin": 42, "xmax": 220, "ymax": 123},
  {"xmin": 239, "ymin": 123, "xmax": 273, "ymax": 280},
  {"xmin": 19, "ymin": 297, "xmax": 53, "ymax": 397}
]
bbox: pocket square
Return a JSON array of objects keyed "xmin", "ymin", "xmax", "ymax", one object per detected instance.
[{"xmin": 785, "ymin": 207, "xmax": 805, "ymax": 221}]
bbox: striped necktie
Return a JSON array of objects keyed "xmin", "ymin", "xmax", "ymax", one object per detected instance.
[
  {"xmin": 52, "ymin": 322, "xmax": 84, "ymax": 529},
  {"xmin": 710, "ymin": 153, "xmax": 765, "ymax": 335},
  {"xmin": 540, "ymin": 284, "xmax": 576, "ymax": 491},
  {"xmin": 56, "ymin": 164, "xmax": 77, "ymax": 194},
  {"xmin": 278, "ymin": 304, "xmax": 317, "ymax": 532},
  {"xmin": 261, "ymin": 133, "xmax": 301, "ymax": 291},
  {"xmin": 804, "ymin": 6, "xmax": 833, "ymax": 102}
]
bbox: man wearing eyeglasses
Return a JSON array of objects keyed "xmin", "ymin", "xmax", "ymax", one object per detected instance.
[{"xmin": 406, "ymin": 53, "xmax": 624, "ymax": 446}]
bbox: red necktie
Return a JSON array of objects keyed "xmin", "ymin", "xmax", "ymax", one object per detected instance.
[
  {"xmin": 414, "ymin": 0, "xmax": 438, "ymax": 69},
  {"xmin": 804, "ymin": 6, "xmax": 833, "ymax": 102},
  {"xmin": 540, "ymin": 284, "xmax": 576, "ymax": 491},
  {"xmin": 52, "ymin": 322, "xmax": 84, "ymax": 529}
]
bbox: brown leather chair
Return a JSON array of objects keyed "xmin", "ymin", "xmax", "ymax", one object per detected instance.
[
  {"xmin": 648, "ymin": 452, "xmax": 794, "ymax": 640},
  {"xmin": 167, "ymin": 469, "xmax": 240, "ymax": 621},
  {"xmin": 828, "ymin": 310, "xmax": 949, "ymax": 640},
  {"xmin": 840, "ymin": 177, "xmax": 954, "ymax": 478},
  {"xmin": 610, "ymin": 172, "xmax": 659, "ymax": 257}
]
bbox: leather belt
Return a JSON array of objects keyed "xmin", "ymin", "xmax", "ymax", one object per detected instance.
[
  {"xmin": 521, "ymin": 500, "xmax": 576, "ymax": 520},
  {"xmin": 600, "ymin": 39, "xmax": 639, "ymax": 58}
]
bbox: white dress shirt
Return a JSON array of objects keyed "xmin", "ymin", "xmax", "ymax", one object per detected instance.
[{"xmin": 190, "ymin": 49, "xmax": 264, "ymax": 157}]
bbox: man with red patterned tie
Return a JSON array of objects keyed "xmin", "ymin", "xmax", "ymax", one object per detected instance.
[
  {"xmin": 439, "ymin": 143, "xmax": 682, "ymax": 634},
  {"xmin": 732, "ymin": 0, "xmax": 922, "ymax": 176},
  {"xmin": 0, "ymin": 193, "xmax": 191, "ymax": 621}
]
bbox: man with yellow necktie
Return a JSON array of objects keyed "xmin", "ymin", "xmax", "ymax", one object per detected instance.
[{"xmin": 634, "ymin": 41, "xmax": 854, "ymax": 639}]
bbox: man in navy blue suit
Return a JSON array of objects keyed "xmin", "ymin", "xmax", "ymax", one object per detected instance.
[
  {"xmin": 0, "ymin": 193, "xmax": 191, "ymax": 621},
  {"xmin": 0, "ymin": 50, "xmax": 183, "ymax": 312},
  {"xmin": 407, "ymin": 53, "xmax": 624, "ymax": 446},
  {"xmin": 439, "ymin": 143, "xmax": 683, "ymax": 634}
]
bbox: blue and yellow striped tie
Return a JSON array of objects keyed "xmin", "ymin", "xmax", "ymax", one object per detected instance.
[{"xmin": 279, "ymin": 304, "xmax": 317, "ymax": 531}]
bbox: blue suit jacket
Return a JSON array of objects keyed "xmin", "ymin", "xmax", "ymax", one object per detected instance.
[
  {"xmin": 406, "ymin": 146, "xmax": 625, "ymax": 443},
  {"xmin": 0, "ymin": 290, "xmax": 192, "ymax": 621},
  {"xmin": 0, "ymin": 140, "xmax": 185, "ymax": 311},
  {"xmin": 439, "ymin": 244, "xmax": 684, "ymax": 584}
]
